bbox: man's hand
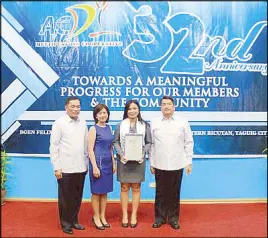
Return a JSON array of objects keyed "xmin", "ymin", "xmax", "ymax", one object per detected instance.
[
  {"xmin": 186, "ymin": 164, "xmax": 192, "ymax": 175},
  {"xmin": 121, "ymin": 156, "xmax": 128, "ymax": 164},
  {"xmin": 137, "ymin": 158, "xmax": 143, "ymax": 164},
  {"xmin": 150, "ymin": 166, "xmax": 155, "ymax": 174},
  {"xmin": 55, "ymin": 169, "xmax": 62, "ymax": 179}
]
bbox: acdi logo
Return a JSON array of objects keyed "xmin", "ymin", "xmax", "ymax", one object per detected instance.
[{"xmin": 37, "ymin": 2, "xmax": 122, "ymax": 47}]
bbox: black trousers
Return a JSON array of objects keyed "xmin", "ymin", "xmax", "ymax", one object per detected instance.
[
  {"xmin": 57, "ymin": 171, "xmax": 86, "ymax": 228},
  {"xmin": 154, "ymin": 168, "xmax": 183, "ymax": 224}
]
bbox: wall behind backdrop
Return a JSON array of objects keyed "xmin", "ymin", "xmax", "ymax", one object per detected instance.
[{"xmin": 1, "ymin": 1, "xmax": 267, "ymax": 201}]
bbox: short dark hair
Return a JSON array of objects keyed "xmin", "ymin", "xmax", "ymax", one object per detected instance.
[
  {"xmin": 65, "ymin": 96, "xmax": 81, "ymax": 106},
  {"xmin": 160, "ymin": 95, "xmax": 174, "ymax": 105},
  {"xmin": 93, "ymin": 104, "xmax": 110, "ymax": 124},
  {"xmin": 123, "ymin": 100, "xmax": 145, "ymax": 124}
]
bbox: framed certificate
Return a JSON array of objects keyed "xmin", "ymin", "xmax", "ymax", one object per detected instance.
[{"xmin": 124, "ymin": 134, "xmax": 143, "ymax": 161}]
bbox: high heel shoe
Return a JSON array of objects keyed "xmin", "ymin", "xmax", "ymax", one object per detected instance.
[
  {"xmin": 130, "ymin": 215, "xmax": 137, "ymax": 228},
  {"xmin": 100, "ymin": 219, "xmax": 111, "ymax": 228},
  {"xmin": 130, "ymin": 222, "xmax": 137, "ymax": 228},
  {"xmin": 122, "ymin": 222, "xmax": 128, "ymax": 228},
  {"xmin": 122, "ymin": 221, "xmax": 128, "ymax": 228},
  {"xmin": 122, "ymin": 216, "xmax": 128, "ymax": 228},
  {"xmin": 92, "ymin": 217, "xmax": 105, "ymax": 230}
]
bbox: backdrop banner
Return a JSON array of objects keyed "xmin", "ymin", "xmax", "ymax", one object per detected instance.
[{"xmin": 1, "ymin": 1, "xmax": 267, "ymax": 155}]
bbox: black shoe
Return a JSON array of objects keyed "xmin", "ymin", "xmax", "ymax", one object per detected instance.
[
  {"xmin": 170, "ymin": 222, "xmax": 180, "ymax": 230},
  {"xmin": 92, "ymin": 217, "xmax": 105, "ymax": 230},
  {"xmin": 130, "ymin": 223, "xmax": 137, "ymax": 228},
  {"xmin": 101, "ymin": 221, "xmax": 111, "ymax": 228},
  {"xmin": 72, "ymin": 223, "xmax": 85, "ymax": 230},
  {"xmin": 152, "ymin": 222, "xmax": 163, "ymax": 228},
  {"xmin": 102, "ymin": 223, "xmax": 111, "ymax": 228},
  {"xmin": 62, "ymin": 227, "xmax": 73, "ymax": 234},
  {"xmin": 122, "ymin": 222, "xmax": 128, "ymax": 228}
]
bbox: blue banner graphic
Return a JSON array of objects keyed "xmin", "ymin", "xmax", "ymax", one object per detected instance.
[{"xmin": 1, "ymin": 1, "xmax": 267, "ymax": 156}]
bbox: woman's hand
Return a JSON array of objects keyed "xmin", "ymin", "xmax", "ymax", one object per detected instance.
[
  {"xmin": 113, "ymin": 163, "xmax": 117, "ymax": 173},
  {"xmin": 93, "ymin": 166, "xmax": 101, "ymax": 178}
]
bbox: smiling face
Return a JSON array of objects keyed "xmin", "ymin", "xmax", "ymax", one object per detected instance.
[
  {"xmin": 161, "ymin": 98, "xmax": 175, "ymax": 118},
  {"xmin": 65, "ymin": 99, "xmax": 81, "ymax": 120},
  {"xmin": 96, "ymin": 108, "xmax": 109, "ymax": 123},
  {"xmin": 127, "ymin": 102, "xmax": 140, "ymax": 120}
]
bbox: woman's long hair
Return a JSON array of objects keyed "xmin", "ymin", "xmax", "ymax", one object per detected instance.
[{"xmin": 123, "ymin": 100, "xmax": 145, "ymax": 124}]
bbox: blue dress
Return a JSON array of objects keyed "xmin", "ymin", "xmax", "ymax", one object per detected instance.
[{"xmin": 89, "ymin": 124, "xmax": 113, "ymax": 194}]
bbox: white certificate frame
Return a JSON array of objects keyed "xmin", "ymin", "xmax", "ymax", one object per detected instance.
[{"xmin": 124, "ymin": 134, "xmax": 143, "ymax": 161}]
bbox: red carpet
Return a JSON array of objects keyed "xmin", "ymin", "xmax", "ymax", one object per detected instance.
[{"xmin": 1, "ymin": 201, "xmax": 267, "ymax": 237}]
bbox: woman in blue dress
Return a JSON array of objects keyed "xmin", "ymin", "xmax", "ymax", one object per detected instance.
[{"xmin": 88, "ymin": 104, "xmax": 116, "ymax": 230}]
